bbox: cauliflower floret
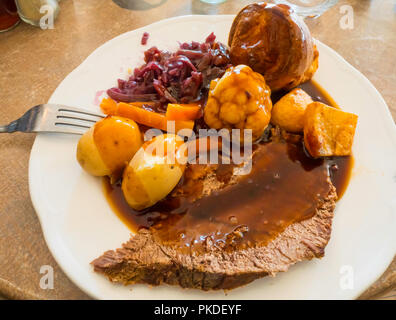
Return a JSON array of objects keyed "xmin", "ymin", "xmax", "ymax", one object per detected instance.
[{"xmin": 204, "ymin": 65, "xmax": 272, "ymax": 141}]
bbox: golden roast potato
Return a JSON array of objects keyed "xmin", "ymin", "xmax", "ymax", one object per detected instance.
[
  {"xmin": 271, "ymin": 88, "xmax": 313, "ymax": 133},
  {"xmin": 228, "ymin": 3, "xmax": 318, "ymax": 91},
  {"xmin": 304, "ymin": 102, "xmax": 358, "ymax": 157},
  {"xmin": 76, "ymin": 116, "xmax": 142, "ymax": 177},
  {"xmin": 122, "ymin": 134, "xmax": 186, "ymax": 210}
]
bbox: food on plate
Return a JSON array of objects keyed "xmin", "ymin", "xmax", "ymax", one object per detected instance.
[
  {"xmin": 93, "ymin": 78, "xmax": 356, "ymax": 290},
  {"xmin": 76, "ymin": 2, "xmax": 359, "ymax": 291},
  {"xmin": 165, "ymin": 103, "xmax": 202, "ymax": 121},
  {"xmin": 122, "ymin": 134, "xmax": 187, "ymax": 210},
  {"xmin": 92, "ymin": 131, "xmax": 337, "ymax": 290},
  {"xmin": 100, "ymin": 97, "xmax": 119, "ymax": 115},
  {"xmin": 141, "ymin": 32, "xmax": 149, "ymax": 45},
  {"xmin": 101, "ymin": 100, "xmax": 195, "ymax": 135},
  {"xmin": 204, "ymin": 65, "xmax": 272, "ymax": 141},
  {"xmin": 107, "ymin": 32, "xmax": 231, "ymax": 104},
  {"xmin": 228, "ymin": 3, "xmax": 318, "ymax": 91},
  {"xmin": 76, "ymin": 116, "xmax": 142, "ymax": 178},
  {"xmin": 271, "ymin": 88, "xmax": 313, "ymax": 132},
  {"xmin": 304, "ymin": 102, "xmax": 358, "ymax": 157}
]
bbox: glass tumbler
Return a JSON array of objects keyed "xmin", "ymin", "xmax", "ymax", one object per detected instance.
[
  {"xmin": 0, "ymin": 0, "xmax": 20, "ymax": 32},
  {"xmin": 272, "ymin": 0, "xmax": 339, "ymax": 18},
  {"xmin": 15, "ymin": 0, "xmax": 59, "ymax": 27}
]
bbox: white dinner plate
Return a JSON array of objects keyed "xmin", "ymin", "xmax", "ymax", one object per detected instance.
[{"xmin": 29, "ymin": 15, "xmax": 396, "ymax": 300}]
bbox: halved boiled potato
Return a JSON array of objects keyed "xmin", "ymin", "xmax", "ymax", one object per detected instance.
[
  {"xmin": 122, "ymin": 134, "xmax": 186, "ymax": 210},
  {"xmin": 76, "ymin": 116, "xmax": 142, "ymax": 177}
]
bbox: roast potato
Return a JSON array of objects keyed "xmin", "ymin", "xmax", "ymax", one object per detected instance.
[
  {"xmin": 304, "ymin": 102, "xmax": 358, "ymax": 157},
  {"xmin": 228, "ymin": 3, "xmax": 318, "ymax": 91},
  {"xmin": 77, "ymin": 116, "xmax": 142, "ymax": 177},
  {"xmin": 204, "ymin": 64, "xmax": 272, "ymax": 142},
  {"xmin": 122, "ymin": 134, "xmax": 186, "ymax": 210},
  {"xmin": 271, "ymin": 88, "xmax": 313, "ymax": 133}
]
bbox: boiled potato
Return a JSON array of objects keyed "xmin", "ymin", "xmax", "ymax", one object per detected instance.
[
  {"xmin": 76, "ymin": 116, "xmax": 142, "ymax": 177},
  {"xmin": 76, "ymin": 126, "xmax": 111, "ymax": 176},
  {"xmin": 304, "ymin": 102, "xmax": 358, "ymax": 157},
  {"xmin": 271, "ymin": 88, "xmax": 313, "ymax": 133},
  {"xmin": 122, "ymin": 134, "xmax": 186, "ymax": 210}
]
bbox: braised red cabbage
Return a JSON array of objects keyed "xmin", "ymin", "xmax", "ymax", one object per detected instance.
[{"xmin": 107, "ymin": 33, "xmax": 231, "ymax": 105}]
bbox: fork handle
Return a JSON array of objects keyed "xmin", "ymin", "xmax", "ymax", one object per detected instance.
[{"xmin": 0, "ymin": 121, "xmax": 18, "ymax": 133}]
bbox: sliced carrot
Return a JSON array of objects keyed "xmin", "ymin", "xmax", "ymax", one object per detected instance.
[
  {"xmin": 100, "ymin": 97, "xmax": 118, "ymax": 115},
  {"xmin": 101, "ymin": 98, "xmax": 157, "ymax": 116},
  {"xmin": 165, "ymin": 103, "xmax": 202, "ymax": 121},
  {"xmin": 116, "ymin": 102, "xmax": 194, "ymax": 134},
  {"xmin": 173, "ymin": 119, "xmax": 195, "ymax": 134},
  {"xmin": 117, "ymin": 102, "xmax": 166, "ymax": 130}
]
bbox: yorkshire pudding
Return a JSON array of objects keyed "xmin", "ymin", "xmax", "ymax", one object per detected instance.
[{"xmin": 228, "ymin": 2, "xmax": 318, "ymax": 91}]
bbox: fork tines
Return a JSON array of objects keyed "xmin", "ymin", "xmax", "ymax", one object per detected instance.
[{"xmin": 55, "ymin": 107, "xmax": 105, "ymax": 131}]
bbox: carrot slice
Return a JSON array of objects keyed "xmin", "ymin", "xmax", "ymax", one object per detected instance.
[
  {"xmin": 100, "ymin": 97, "xmax": 118, "ymax": 115},
  {"xmin": 117, "ymin": 102, "xmax": 166, "ymax": 130},
  {"xmin": 100, "ymin": 99, "xmax": 195, "ymax": 133},
  {"xmin": 100, "ymin": 98, "xmax": 157, "ymax": 116},
  {"xmin": 173, "ymin": 119, "xmax": 195, "ymax": 134},
  {"xmin": 165, "ymin": 103, "xmax": 202, "ymax": 121},
  {"xmin": 116, "ymin": 102, "xmax": 194, "ymax": 134}
]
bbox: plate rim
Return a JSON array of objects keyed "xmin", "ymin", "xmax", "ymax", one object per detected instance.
[{"xmin": 28, "ymin": 14, "xmax": 396, "ymax": 300}]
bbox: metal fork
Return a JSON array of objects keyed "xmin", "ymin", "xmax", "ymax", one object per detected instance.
[{"xmin": 0, "ymin": 104, "xmax": 105, "ymax": 135}]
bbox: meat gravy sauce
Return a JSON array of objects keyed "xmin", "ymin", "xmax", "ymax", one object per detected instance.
[{"xmin": 103, "ymin": 80, "xmax": 353, "ymax": 251}]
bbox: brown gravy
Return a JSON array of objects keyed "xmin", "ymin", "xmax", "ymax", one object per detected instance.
[{"xmin": 103, "ymin": 80, "xmax": 353, "ymax": 250}]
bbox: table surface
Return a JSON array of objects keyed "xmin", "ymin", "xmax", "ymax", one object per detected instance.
[{"xmin": 0, "ymin": 0, "xmax": 395, "ymax": 300}]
